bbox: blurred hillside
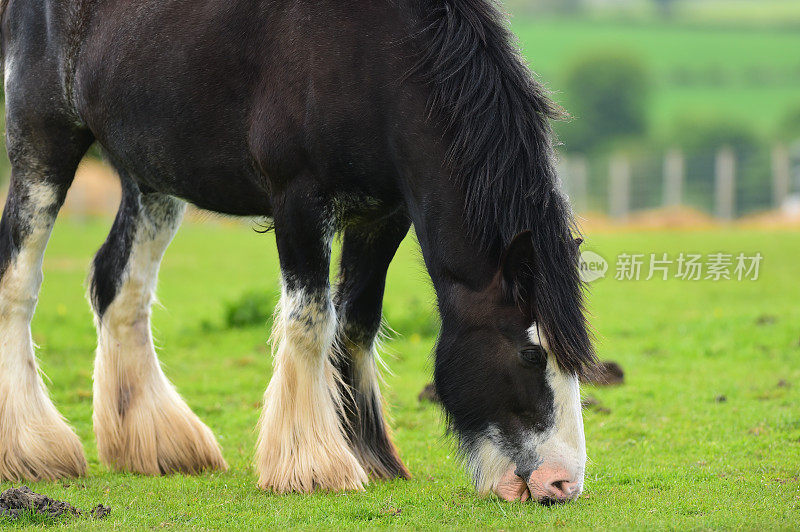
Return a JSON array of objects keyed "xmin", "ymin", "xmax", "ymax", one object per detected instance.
[
  {"xmin": 501, "ymin": 0, "xmax": 800, "ymax": 222},
  {"xmin": 504, "ymin": 0, "xmax": 800, "ymax": 27}
]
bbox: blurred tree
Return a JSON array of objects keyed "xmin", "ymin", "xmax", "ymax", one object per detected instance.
[
  {"xmin": 668, "ymin": 113, "xmax": 760, "ymax": 155},
  {"xmin": 554, "ymin": 0, "xmax": 583, "ymax": 15},
  {"xmin": 502, "ymin": 0, "xmax": 583, "ymax": 15},
  {"xmin": 653, "ymin": 0, "xmax": 678, "ymax": 18},
  {"xmin": 557, "ymin": 50, "xmax": 650, "ymax": 154}
]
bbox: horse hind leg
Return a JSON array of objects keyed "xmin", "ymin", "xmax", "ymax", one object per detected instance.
[
  {"xmin": 0, "ymin": 124, "xmax": 92, "ymax": 481},
  {"xmin": 333, "ymin": 215, "xmax": 411, "ymax": 480},
  {"xmin": 90, "ymin": 180, "xmax": 226, "ymax": 475}
]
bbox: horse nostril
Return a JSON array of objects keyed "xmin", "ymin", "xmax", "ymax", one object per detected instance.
[
  {"xmin": 544, "ymin": 479, "xmax": 580, "ymax": 502},
  {"xmin": 526, "ymin": 466, "xmax": 582, "ymax": 504},
  {"xmin": 541, "ymin": 477, "xmax": 576, "ymax": 503}
]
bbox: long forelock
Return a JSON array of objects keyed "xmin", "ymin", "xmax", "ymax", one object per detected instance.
[{"xmin": 411, "ymin": 0, "xmax": 596, "ymax": 373}]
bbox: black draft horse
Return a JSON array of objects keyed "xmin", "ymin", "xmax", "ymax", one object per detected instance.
[{"xmin": 0, "ymin": 0, "xmax": 595, "ymax": 503}]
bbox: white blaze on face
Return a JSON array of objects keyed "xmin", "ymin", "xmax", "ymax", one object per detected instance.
[
  {"xmin": 527, "ymin": 322, "xmax": 546, "ymax": 348},
  {"xmin": 470, "ymin": 323, "xmax": 586, "ymax": 500},
  {"xmin": 536, "ymin": 354, "xmax": 586, "ymax": 485},
  {"xmin": 528, "ymin": 323, "xmax": 586, "ymax": 490}
]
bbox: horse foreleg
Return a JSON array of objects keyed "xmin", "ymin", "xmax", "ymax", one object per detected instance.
[
  {"xmin": 256, "ymin": 191, "xmax": 367, "ymax": 493},
  {"xmin": 333, "ymin": 213, "xmax": 411, "ymax": 480}
]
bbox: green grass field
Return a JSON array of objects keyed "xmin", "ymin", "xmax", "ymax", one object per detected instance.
[
  {"xmin": 1, "ymin": 219, "xmax": 798, "ymax": 529},
  {"xmin": 512, "ymin": 17, "xmax": 800, "ymax": 138}
]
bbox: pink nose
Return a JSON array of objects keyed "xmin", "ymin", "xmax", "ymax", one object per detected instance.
[
  {"xmin": 527, "ymin": 467, "xmax": 582, "ymax": 504},
  {"xmin": 494, "ymin": 466, "xmax": 582, "ymax": 504}
]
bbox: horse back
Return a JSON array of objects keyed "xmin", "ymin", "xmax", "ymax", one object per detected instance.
[{"xmin": 10, "ymin": 0, "xmax": 425, "ymax": 217}]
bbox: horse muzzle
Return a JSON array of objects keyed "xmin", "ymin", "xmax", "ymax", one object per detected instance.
[{"xmin": 494, "ymin": 463, "xmax": 583, "ymax": 504}]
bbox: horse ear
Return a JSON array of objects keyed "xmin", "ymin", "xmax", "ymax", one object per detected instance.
[{"xmin": 500, "ymin": 231, "xmax": 535, "ymax": 286}]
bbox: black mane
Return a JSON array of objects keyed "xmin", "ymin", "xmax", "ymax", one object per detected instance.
[{"xmin": 412, "ymin": 0, "xmax": 596, "ymax": 373}]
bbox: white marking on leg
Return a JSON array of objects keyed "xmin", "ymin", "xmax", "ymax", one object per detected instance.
[
  {"xmin": 0, "ymin": 182, "xmax": 86, "ymax": 481},
  {"xmin": 92, "ymin": 199, "xmax": 226, "ymax": 474},
  {"xmin": 335, "ymin": 328, "xmax": 407, "ymax": 479},
  {"xmin": 256, "ymin": 285, "xmax": 367, "ymax": 492},
  {"xmin": 348, "ymin": 338, "xmax": 384, "ymax": 415}
]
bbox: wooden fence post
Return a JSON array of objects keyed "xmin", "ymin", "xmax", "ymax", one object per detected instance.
[
  {"xmin": 609, "ymin": 153, "xmax": 630, "ymax": 220},
  {"xmin": 715, "ymin": 147, "xmax": 736, "ymax": 220},
  {"xmin": 570, "ymin": 156, "xmax": 588, "ymax": 213},
  {"xmin": 663, "ymin": 148, "xmax": 684, "ymax": 208},
  {"xmin": 772, "ymin": 144, "xmax": 790, "ymax": 209}
]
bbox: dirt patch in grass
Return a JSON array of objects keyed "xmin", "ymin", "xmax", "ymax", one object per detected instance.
[
  {"xmin": 0, "ymin": 486, "xmax": 110, "ymax": 522},
  {"xmin": 418, "ymin": 382, "xmax": 440, "ymax": 404},
  {"xmin": 582, "ymin": 395, "xmax": 612, "ymax": 414},
  {"xmin": 580, "ymin": 208, "xmax": 718, "ymax": 232},
  {"xmin": 581, "ymin": 361, "xmax": 625, "ymax": 386}
]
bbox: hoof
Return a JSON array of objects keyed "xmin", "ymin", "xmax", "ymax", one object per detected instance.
[
  {"xmin": 0, "ymin": 395, "xmax": 86, "ymax": 482},
  {"xmin": 352, "ymin": 442, "xmax": 411, "ymax": 482},
  {"xmin": 256, "ymin": 367, "xmax": 368, "ymax": 493},
  {"xmin": 94, "ymin": 379, "xmax": 227, "ymax": 475},
  {"xmin": 256, "ymin": 437, "xmax": 367, "ymax": 493}
]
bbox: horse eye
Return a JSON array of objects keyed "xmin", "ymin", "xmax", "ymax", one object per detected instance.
[{"xmin": 519, "ymin": 344, "xmax": 547, "ymax": 365}]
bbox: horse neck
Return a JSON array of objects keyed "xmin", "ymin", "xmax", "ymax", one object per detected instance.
[{"xmin": 406, "ymin": 168, "xmax": 500, "ymax": 303}]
